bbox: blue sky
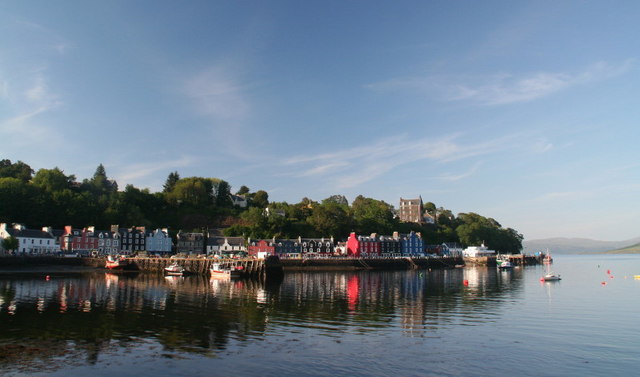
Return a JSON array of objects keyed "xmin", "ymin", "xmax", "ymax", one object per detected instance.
[{"xmin": 2, "ymin": 1, "xmax": 639, "ymax": 242}]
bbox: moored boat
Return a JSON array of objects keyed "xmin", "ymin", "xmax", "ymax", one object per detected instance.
[
  {"xmin": 541, "ymin": 273, "xmax": 561, "ymax": 281},
  {"xmin": 105, "ymin": 255, "xmax": 128, "ymax": 270},
  {"xmin": 164, "ymin": 263, "xmax": 187, "ymax": 276},
  {"xmin": 210, "ymin": 263, "xmax": 244, "ymax": 279},
  {"xmin": 497, "ymin": 255, "xmax": 513, "ymax": 269}
]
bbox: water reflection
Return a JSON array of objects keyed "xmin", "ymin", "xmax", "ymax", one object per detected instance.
[{"xmin": 0, "ymin": 267, "xmax": 523, "ymax": 373}]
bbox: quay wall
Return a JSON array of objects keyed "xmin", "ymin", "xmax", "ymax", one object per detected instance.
[
  {"xmin": 128, "ymin": 256, "xmax": 282, "ymax": 278},
  {"xmin": 281, "ymin": 256, "xmax": 464, "ymax": 271},
  {"xmin": 463, "ymin": 255, "xmax": 542, "ymax": 266}
]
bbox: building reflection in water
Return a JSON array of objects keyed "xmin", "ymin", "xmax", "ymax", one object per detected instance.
[{"xmin": 0, "ymin": 267, "xmax": 523, "ymax": 373}]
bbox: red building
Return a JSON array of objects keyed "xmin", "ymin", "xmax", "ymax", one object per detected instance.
[
  {"xmin": 346, "ymin": 232, "xmax": 380, "ymax": 257},
  {"xmin": 61, "ymin": 226, "xmax": 98, "ymax": 252},
  {"xmin": 247, "ymin": 239, "xmax": 275, "ymax": 257}
]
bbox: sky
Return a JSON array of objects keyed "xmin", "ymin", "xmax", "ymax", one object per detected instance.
[{"xmin": 1, "ymin": 1, "xmax": 639, "ymax": 242}]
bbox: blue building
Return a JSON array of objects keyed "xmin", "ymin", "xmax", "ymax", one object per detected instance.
[{"xmin": 399, "ymin": 231, "xmax": 424, "ymax": 256}]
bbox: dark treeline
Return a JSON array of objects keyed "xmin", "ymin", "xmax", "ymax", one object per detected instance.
[{"xmin": 0, "ymin": 159, "xmax": 523, "ymax": 253}]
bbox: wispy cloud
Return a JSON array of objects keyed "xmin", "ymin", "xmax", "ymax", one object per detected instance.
[
  {"xmin": 113, "ymin": 156, "xmax": 196, "ymax": 187},
  {"xmin": 281, "ymin": 133, "xmax": 512, "ymax": 189},
  {"xmin": 367, "ymin": 60, "xmax": 634, "ymax": 106},
  {"xmin": 183, "ymin": 65, "xmax": 250, "ymax": 120},
  {"xmin": 531, "ymin": 138, "xmax": 553, "ymax": 154},
  {"xmin": 0, "ymin": 72, "xmax": 62, "ymax": 143},
  {"xmin": 437, "ymin": 162, "xmax": 482, "ymax": 181}
]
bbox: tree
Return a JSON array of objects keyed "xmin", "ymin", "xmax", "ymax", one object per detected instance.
[
  {"xmin": 252, "ymin": 190, "xmax": 269, "ymax": 208},
  {"xmin": 163, "ymin": 171, "xmax": 180, "ymax": 193},
  {"xmin": 236, "ymin": 185, "xmax": 250, "ymax": 195},
  {"xmin": 32, "ymin": 167, "xmax": 75, "ymax": 192},
  {"xmin": 165, "ymin": 177, "xmax": 214, "ymax": 207},
  {"xmin": 0, "ymin": 159, "xmax": 34, "ymax": 182},
  {"xmin": 307, "ymin": 201, "xmax": 351, "ymax": 238},
  {"xmin": 423, "ymin": 201, "xmax": 436, "ymax": 215},
  {"xmin": 322, "ymin": 195, "xmax": 348, "ymax": 206},
  {"xmin": 213, "ymin": 179, "xmax": 232, "ymax": 207},
  {"xmin": 85, "ymin": 163, "xmax": 117, "ymax": 194},
  {"xmin": 1, "ymin": 236, "xmax": 19, "ymax": 254},
  {"xmin": 0, "ymin": 177, "xmax": 40, "ymax": 224},
  {"xmin": 351, "ymin": 195, "xmax": 397, "ymax": 235}
]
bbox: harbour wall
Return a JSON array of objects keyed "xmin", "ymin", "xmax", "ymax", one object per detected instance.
[
  {"xmin": 128, "ymin": 256, "xmax": 282, "ymax": 278},
  {"xmin": 0, "ymin": 254, "xmax": 542, "ymax": 275},
  {"xmin": 280, "ymin": 256, "xmax": 464, "ymax": 271}
]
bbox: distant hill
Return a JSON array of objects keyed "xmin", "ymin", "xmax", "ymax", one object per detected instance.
[
  {"xmin": 523, "ymin": 236, "xmax": 640, "ymax": 254},
  {"xmin": 603, "ymin": 243, "xmax": 640, "ymax": 254}
]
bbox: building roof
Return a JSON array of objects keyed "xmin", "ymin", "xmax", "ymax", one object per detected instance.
[{"xmin": 6, "ymin": 228, "xmax": 55, "ymax": 239}]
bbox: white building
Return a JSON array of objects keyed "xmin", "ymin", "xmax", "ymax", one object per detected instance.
[
  {"xmin": 462, "ymin": 243, "xmax": 496, "ymax": 257},
  {"xmin": 230, "ymin": 194, "xmax": 248, "ymax": 208},
  {"xmin": 207, "ymin": 237, "xmax": 245, "ymax": 256},
  {"xmin": 0, "ymin": 223, "xmax": 59, "ymax": 255},
  {"xmin": 146, "ymin": 228, "xmax": 173, "ymax": 254}
]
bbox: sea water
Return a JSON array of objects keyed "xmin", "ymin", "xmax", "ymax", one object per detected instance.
[{"xmin": 0, "ymin": 254, "xmax": 638, "ymax": 376}]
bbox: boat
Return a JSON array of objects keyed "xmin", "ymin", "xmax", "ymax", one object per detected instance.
[
  {"xmin": 497, "ymin": 255, "xmax": 513, "ymax": 269},
  {"xmin": 210, "ymin": 263, "xmax": 244, "ymax": 279},
  {"xmin": 164, "ymin": 263, "xmax": 188, "ymax": 276},
  {"xmin": 105, "ymin": 255, "xmax": 128, "ymax": 270},
  {"xmin": 541, "ymin": 273, "xmax": 561, "ymax": 281},
  {"xmin": 543, "ymin": 250, "xmax": 553, "ymax": 264}
]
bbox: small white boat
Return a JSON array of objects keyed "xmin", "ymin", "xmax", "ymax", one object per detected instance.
[
  {"xmin": 164, "ymin": 263, "xmax": 187, "ymax": 276},
  {"xmin": 498, "ymin": 260, "xmax": 514, "ymax": 269},
  {"xmin": 541, "ymin": 273, "xmax": 561, "ymax": 281},
  {"xmin": 210, "ymin": 263, "xmax": 244, "ymax": 279},
  {"xmin": 105, "ymin": 255, "xmax": 129, "ymax": 270}
]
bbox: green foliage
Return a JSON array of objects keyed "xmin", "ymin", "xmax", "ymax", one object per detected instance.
[
  {"xmin": 163, "ymin": 171, "xmax": 180, "ymax": 193},
  {"xmin": 0, "ymin": 177, "xmax": 40, "ymax": 224},
  {"xmin": 236, "ymin": 185, "xmax": 250, "ymax": 195},
  {"xmin": 0, "ymin": 159, "xmax": 34, "ymax": 182},
  {"xmin": 165, "ymin": 177, "xmax": 213, "ymax": 207},
  {"xmin": 322, "ymin": 195, "xmax": 348, "ymax": 206},
  {"xmin": 1, "ymin": 236, "xmax": 19, "ymax": 252},
  {"xmin": 307, "ymin": 201, "xmax": 351, "ymax": 238},
  {"xmin": 423, "ymin": 201, "xmax": 436, "ymax": 215},
  {"xmin": 0, "ymin": 158, "xmax": 524, "ymax": 250},
  {"xmin": 32, "ymin": 168, "xmax": 75, "ymax": 192},
  {"xmin": 213, "ymin": 179, "xmax": 232, "ymax": 207},
  {"xmin": 351, "ymin": 195, "xmax": 397, "ymax": 235},
  {"xmin": 456, "ymin": 212, "xmax": 523, "ymax": 253},
  {"xmin": 252, "ymin": 190, "xmax": 269, "ymax": 208}
]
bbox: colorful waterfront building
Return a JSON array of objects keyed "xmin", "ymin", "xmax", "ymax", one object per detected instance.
[
  {"xmin": 399, "ymin": 231, "xmax": 424, "ymax": 256},
  {"xmin": 61, "ymin": 226, "xmax": 99, "ymax": 254},
  {"xmin": 274, "ymin": 239, "xmax": 301, "ymax": 258},
  {"xmin": 346, "ymin": 232, "xmax": 380, "ymax": 257},
  {"xmin": 247, "ymin": 239, "xmax": 275, "ymax": 257},
  {"xmin": 0, "ymin": 223, "xmax": 58, "ymax": 255},
  {"xmin": 378, "ymin": 234, "xmax": 401, "ymax": 257},
  {"xmin": 207, "ymin": 236, "xmax": 245, "ymax": 256},
  {"xmin": 112, "ymin": 226, "xmax": 147, "ymax": 255},
  {"xmin": 96, "ymin": 230, "xmax": 120, "ymax": 255},
  {"xmin": 146, "ymin": 228, "xmax": 173, "ymax": 254},
  {"xmin": 298, "ymin": 237, "xmax": 335, "ymax": 256},
  {"xmin": 175, "ymin": 230, "xmax": 205, "ymax": 254}
]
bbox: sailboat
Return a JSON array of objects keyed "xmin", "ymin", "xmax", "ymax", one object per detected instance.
[{"xmin": 543, "ymin": 249, "xmax": 553, "ymax": 264}]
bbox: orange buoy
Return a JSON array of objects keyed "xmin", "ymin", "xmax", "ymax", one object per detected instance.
[{"xmin": 601, "ymin": 281, "xmax": 607, "ymax": 286}]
